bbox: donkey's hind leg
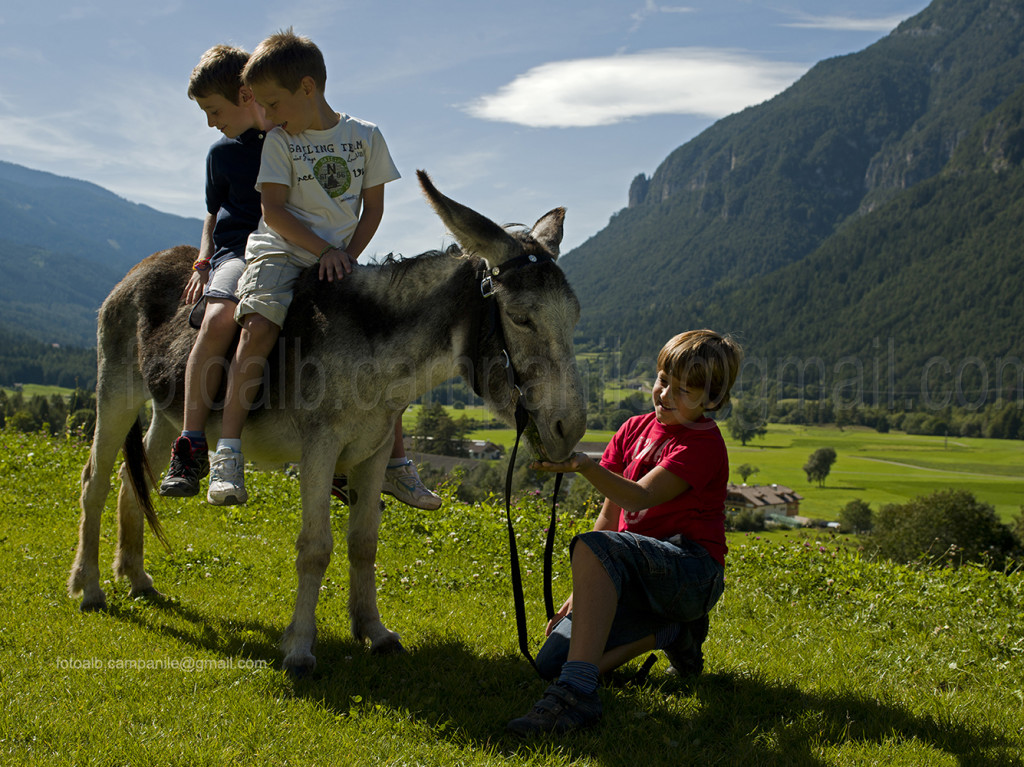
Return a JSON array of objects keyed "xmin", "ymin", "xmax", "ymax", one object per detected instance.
[
  {"xmin": 114, "ymin": 410, "xmax": 177, "ymax": 599},
  {"xmin": 68, "ymin": 399, "xmax": 144, "ymax": 611}
]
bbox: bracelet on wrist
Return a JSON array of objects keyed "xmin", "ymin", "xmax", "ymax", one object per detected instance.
[
  {"xmin": 318, "ymin": 244, "xmax": 335, "ymax": 260},
  {"xmin": 192, "ymin": 258, "xmax": 211, "ymax": 272}
]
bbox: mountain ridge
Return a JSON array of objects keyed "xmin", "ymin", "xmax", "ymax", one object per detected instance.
[{"xmin": 0, "ymin": 161, "xmax": 202, "ymax": 347}]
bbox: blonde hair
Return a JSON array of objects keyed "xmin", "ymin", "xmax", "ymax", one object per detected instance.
[
  {"xmin": 242, "ymin": 28, "xmax": 326, "ymax": 93},
  {"xmin": 188, "ymin": 45, "xmax": 250, "ymax": 103},
  {"xmin": 657, "ymin": 329, "xmax": 743, "ymax": 411}
]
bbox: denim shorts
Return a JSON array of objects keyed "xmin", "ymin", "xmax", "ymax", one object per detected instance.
[
  {"xmin": 205, "ymin": 255, "xmax": 245, "ymax": 302},
  {"xmin": 534, "ymin": 530, "xmax": 725, "ymax": 679},
  {"xmin": 187, "ymin": 257, "xmax": 247, "ymax": 328}
]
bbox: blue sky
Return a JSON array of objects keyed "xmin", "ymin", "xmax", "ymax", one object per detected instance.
[{"xmin": 0, "ymin": 0, "xmax": 929, "ymax": 259}]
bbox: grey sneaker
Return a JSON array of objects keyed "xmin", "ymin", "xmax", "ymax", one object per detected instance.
[
  {"xmin": 206, "ymin": 446, "xmax": 247, "ymax": 506},
  {"xmin": 507, "ymin": 682, "xmax": 602, "ymax": 736},
  {"xmin": 382, "ymin": 461, "xmax": 441, "ymax": 510}
]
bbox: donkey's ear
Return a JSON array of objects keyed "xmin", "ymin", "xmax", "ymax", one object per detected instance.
[
  {"xmin": 530, "ymin": 208, "xmax": 566, "ymax": 259},
  {"xmin": 418, "ymin": 170, "xmax": 519, "ymax": 263}
]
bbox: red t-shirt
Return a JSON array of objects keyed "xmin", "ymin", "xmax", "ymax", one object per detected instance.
[{"xmin": 601, "ymin": 411, "xmax": 729, "ymax": 566}]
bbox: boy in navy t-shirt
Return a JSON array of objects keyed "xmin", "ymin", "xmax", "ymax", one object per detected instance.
[{"xmin": 159, "ymin": 44, "xmax": 273, "ymax": 497}]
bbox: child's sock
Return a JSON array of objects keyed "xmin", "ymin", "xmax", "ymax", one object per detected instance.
[
  {"xmin": 216, "ymin": 438, "xmax": 242, "ymax": 454},
  {"xmin": 387, "ymin": 457, "xmax": 411, "ymax": 469},
  {"xmin": 182, "ymin": 430, "xmax": 207, "ymax": 452},
  {"xmin": 556, "ymin": 661, "xmax": 599, "ymax": 695},
  {"xmin": 655, "ymin": 623, "xmax": 682, "ymax": 649}
]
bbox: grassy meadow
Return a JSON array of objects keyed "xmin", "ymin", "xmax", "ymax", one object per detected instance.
[
  {"xmin": 1, "ymin": 429, "xmax": 1022, "ymax": 766},
  {"xmin": 1, "ymin": 383, "xmax": 78, "ymax": 399},
  {"xmin": 724, "ymin": 424, "xmax": 1024, "ymax": 521}
]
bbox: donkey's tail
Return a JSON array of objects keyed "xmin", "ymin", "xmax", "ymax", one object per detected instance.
[{"xmin": 123, "ymin": 417, "xmax": 171, "ymax": 552}]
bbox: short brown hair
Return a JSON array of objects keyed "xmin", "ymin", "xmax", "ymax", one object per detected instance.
[
  {"xmin": 658, "ymin": 329, "xmax": 743, "ymax": 411},
  {"xmin": 242, "ymin": 28, "xmax": 326, "ymax": 93},
  {"xmin": 188, "ymin": 45, "xmax": 250, "ymax": 103}
]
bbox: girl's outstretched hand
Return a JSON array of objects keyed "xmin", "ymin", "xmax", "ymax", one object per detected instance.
[{"xmin": 530, "ymin": 452, "xmax": 592, "ymax": 474}]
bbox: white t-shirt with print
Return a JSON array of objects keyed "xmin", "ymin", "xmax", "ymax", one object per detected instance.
[{"xmin": 246, "ymin": 113, "xmax": 401, "ymax": 266}]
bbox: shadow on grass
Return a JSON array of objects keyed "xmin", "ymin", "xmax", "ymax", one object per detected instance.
[
  {"xmin": 294, "ymin": 637, "xmax": 1021, "ymax": 767},
  {"xmin": 100, "ymin": 598, "xmax": 1020, "ymax": 766},
  {"xmin": 104, "ymin": 590, "xmax": 281, "ymax": 667}
]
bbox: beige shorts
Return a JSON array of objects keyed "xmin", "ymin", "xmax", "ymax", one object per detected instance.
[{"xmin": 234, "ymin": 254, "xmax": 309, "ymax": 328}]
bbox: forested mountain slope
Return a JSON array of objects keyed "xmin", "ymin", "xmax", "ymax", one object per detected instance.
[{"xmin": 561, "ymin": 0, "xmax": 1024, "ymax": 405}]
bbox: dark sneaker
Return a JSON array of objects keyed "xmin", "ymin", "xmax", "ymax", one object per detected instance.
[
  {"xmin": 330, "ymin": 474, "xmax": 349, "ymax": 504},
  {"xmin": 158, "ymin": 436, "xmax": 208, "ymax": 497},
  {"xmin": 506, "ymin": 682, "xmax": 602, "ymax": 736},
  {"xmin": 664, "ymin": 614, "xmax": 709, "ymax": 677}
]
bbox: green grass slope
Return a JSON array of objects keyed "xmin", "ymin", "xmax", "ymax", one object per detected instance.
[{"xmin": 1, "ymin": 431, "xmax": 1021, "ymax": 765}]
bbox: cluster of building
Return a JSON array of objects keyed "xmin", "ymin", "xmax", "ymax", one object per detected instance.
[{"xmin": 726, "ymin": 483, "xmax": 819, "ymax": 528}]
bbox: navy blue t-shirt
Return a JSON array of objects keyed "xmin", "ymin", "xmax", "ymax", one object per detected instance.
[{"xmin": 205, "ymin": 127, "xmax": 265, "ymax": 267}]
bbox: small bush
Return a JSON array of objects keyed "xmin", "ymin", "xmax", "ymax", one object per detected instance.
[
  {"xmin": 838, "ymin": 499, "xmax": 873, "ymax": 534},
  {"xmin": 7, "ymin": 410, "xmax": 38, "ymax": 433},
  {"xmin": 732, "ymin": 509, "xmax": 765, "ymax": 532},
  {"xmin": 871, "ymin": 489, "xmax": 1016, "ymax": 569}
]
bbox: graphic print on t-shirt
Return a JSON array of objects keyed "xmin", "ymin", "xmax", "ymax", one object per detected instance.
[
  {"xmin": 621, "ymin": 435, "xmax": 669, "ymax": 526},
  {"xmin": 313, "ymin": 156, "xmax": 351, "ymax": 198}
]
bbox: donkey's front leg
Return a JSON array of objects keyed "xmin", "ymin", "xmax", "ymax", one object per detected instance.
[
  {"xmin": 280, "ymin": 441, "xmax": 336, "ymax": 676},
  {"xmin": 347, "ymin": 447, "xmax": 404, "ymax": 655}
]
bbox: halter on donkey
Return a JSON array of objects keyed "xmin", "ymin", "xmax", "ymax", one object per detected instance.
[{"xmin": 68, "ymin": 171, "xmax": 587, "ymax": 675}]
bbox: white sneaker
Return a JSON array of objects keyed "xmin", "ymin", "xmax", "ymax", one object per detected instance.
[
  {"xmin": 382, "ymin": 461, "xmax": 441, "ymax": 510},
  {"xmin": 207, "ymin": 446, "xmax": 248, "ymax": 506}
]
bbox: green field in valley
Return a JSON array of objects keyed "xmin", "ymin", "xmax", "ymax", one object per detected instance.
[
  {"xmin": 458, "ymin": 418, "xmax": 1022, "ymax": 523},
  {"xmin": 1, "ymin": 383, "xmax": 77, "ymax": 399}
]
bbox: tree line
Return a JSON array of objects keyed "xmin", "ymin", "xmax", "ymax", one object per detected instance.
[
  {"xmin": 0, "ymin": 388, "xmax": 96, "ymax": 439},
  {"xmin": 0, "ymin": 326, "xmax": 97, "ymax": 390},
  {"xmin": 728, "ymin": 396, "xmax": 1023, "ymax": 442}
]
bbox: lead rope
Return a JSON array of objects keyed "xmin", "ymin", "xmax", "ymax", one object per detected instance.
[
  {"xmin": 474, "ymin": 252, "xmax": 564, "ymax": 675},
  {"xmin": 504, "ymin": 398, "xmax": 561, "ymax": 675}
]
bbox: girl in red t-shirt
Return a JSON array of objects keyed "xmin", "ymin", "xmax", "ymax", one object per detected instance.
[{"xmin": 508, "ymin": 329, "xmax": 743, "ymax": 737}]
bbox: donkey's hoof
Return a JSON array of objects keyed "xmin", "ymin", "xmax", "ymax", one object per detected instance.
[
  {"xmin": 80, "ymin": 594, "xmax": 108, "ymax": 613},
  {"xmin": 370, "ymin": 634, "xmax": 406, "ymax": 656},
  {"xmin": 129, "ymin": 586, "xmax": 166, "ymax": 602},
  {"xmin": 283, "ymin": 654, "xmax": 317, "ymax": 680}
]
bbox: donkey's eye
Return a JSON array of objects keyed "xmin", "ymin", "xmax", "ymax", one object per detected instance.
[{"xmin": 508, "ymin": 314, "xmax": 533, "ymax": 328}]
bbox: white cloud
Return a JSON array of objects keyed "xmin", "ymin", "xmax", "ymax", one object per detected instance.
[
  {"xmin": 780, "ymin": 12, "xmax": 910, "ymax": 33},
  {"xmin": 463, "ymin": 48, "xmax": 807, "ymax": 128},
  {"xmin": 633, "ymin": 1, "xmax": 695, "ymax": 18},
  {"xmin": 629, "ymin": 0, "xmax": 696, "ymax": 32}
]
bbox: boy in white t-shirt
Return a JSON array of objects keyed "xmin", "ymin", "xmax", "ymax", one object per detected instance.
[{"xmin": 207, "ymin": 28, "xmax": 437, "ymax": 509}]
